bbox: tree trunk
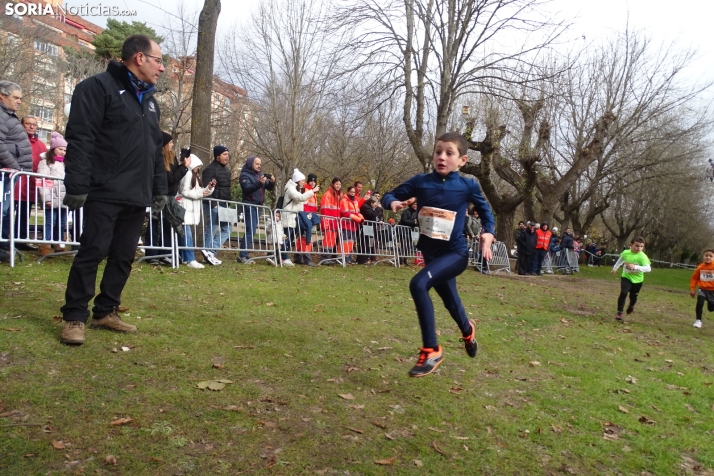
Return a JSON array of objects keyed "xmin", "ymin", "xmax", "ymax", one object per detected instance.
[
  {"xmin": 495, "ymin": 211, "xmax": 515, "ymax": 252},
  {"xmin": 190, "ymin": 0, "xmax": 221, "ymax": 163}
]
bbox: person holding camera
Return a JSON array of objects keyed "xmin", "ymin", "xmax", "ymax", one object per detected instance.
[
  {"xmin": 282, "ymin": 168, "xmax": 317, "ymax": 266},
  {"xmin": 238, "ymin": 155, "xmax": 275, "ymax": 264},
  {"xmin": 200, "ymin": 145, "xmax": 232, "ymax": 266}
]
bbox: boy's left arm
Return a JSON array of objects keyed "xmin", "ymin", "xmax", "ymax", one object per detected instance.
[
  {"xmin": 383, "ymin": 176, "xmax": 418, "ymax": 211},
  {"xmin": 470, "ymin": 182, "xmax": 495, "ymax": 260}
]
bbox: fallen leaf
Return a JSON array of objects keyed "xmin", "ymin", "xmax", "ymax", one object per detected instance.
[
  {"xmin": 265, "ymin": 302, "xmax": 275, "ymax": 306},
  {"xmin": 2, "ymin": 328, "xmax": 21, "ymax": 332},
  {"xmin": 414, "ymin": 459, "xmax": 423, "ymax": 467},
  {"xmin": 372, "ymin": 421, "xmax": 387, "ymax": 429},
  {"xmin": 449, "ymin": 387, "xmax": 463, "ymax": 394},
  {"xmin": 215, "ymin": 379, "xmax": 233, "ymax": 384},
  {"xmin": 110, "ymin": 417, "xmax": 132, "ymax": 426},
  {"xmin": 625, "ymin": 375, "xmax": 638, "ymax": 385},
  {"xmin": 603, "ymin": 432, "xmax": 619, "ymax": 441},
  {"xmin": 105, "ymin": 455, "xmax": 117, "ymax": 465},
  {"xmin": 52, "ymin": 315, "xmax": 62, "ymax": 322},
  {"xmin": 121, "ymin": 346, "xmax": 130, "ymax": 352},
  {"xmin": 338, "ymin": 393, "xmax": 355, "ymax": 400},
  {"xmin": 453, "ymin": 436, "xmax": 469, "ymax": 440},
  {"xmin": 374, "ymin": 456, "xmax": 397, "ymax": 465},
  {"xmin": 484, "ymin": 405, "xmax": 497, "ymax": 411},
  {"xmin": 349, "ymin": 404, "xmax": 365, "ymax": 410},
  {"xmin": 638, "ymin": 416, "xmax": 656, "ymax": 425},
  {"xmin": 212, "ymin": 363, "xmax": 224, "ymax": 369},
  {"xmin": 234, "ymin": 345, "xmax": 256, "ymax": 349},
  {"xmin": 51, "ymin": 440, "xmax": 65, "ymax": 450},
  {"xmin": 685, "ymin": 404, "xmax": 696, "ymax": 413},
  {"xmin": 345, "ymin": 427, "xmax": 363, "ymax": 434},
  {"xmin": 618, "ymin": 406, "xmax": 629, "ymax": 414},
  {"xmin": 428, "ymin": 427, "xmax": 446, "ymax": 433},
  {"xmin": 111, "ymin": 348, "xmax": 118, "ymax": 353},
  {"xmin": 207, "ymin": 381, "xmax": 225, "ymax": 391},
  {"xmin": 263, "ymin": 421, "xmax": 278, "ymax": 428},
  {"xmin": 551, "ymin": 425, "xmax": 563, "ymax": 433},
  {"xmin": 529, "ymin": 361, "xmax": 541, "ymax": 367},
  {"xmin": 665, "ymin": 359, "xmax": 673, "ymax": 364}
]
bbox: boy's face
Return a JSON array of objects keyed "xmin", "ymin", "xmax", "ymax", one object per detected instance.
[
  {"xmin": 433, "ymin": 140, "xmax": 467, "ymax": 176},
  {"xmin": 704, "ymin": 251, "xmax": 714, "ymax": 264},
  {"xmin": 630, "ymin": 241, "xmax": 645, "ymax": 253}
]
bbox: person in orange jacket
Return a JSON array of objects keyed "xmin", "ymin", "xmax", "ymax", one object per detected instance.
[
  {"xmin": 340, "ymin": 185, "xmax": 364, "ymax": 264},
  {"xmin": 690, "ymin": 249, "xmax": 714, "ymax": 329},
  {"xmin": 533, "ymin": 222, "xmax": 552, "ymax": 276},
  {"xmin": 319, "ymin": 178, "xmax": 342, "ymax": 264}
]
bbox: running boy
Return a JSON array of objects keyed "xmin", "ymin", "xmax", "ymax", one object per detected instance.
[
  {"xmin": 689, "ymin": 249, "xmax": 714, "ymax": 328},
  {"xmin": 382, "ymin": 132, "xmax": 495, "ymax": 377},
  {"xmin": 611, "ymin": 236, "xmax": 651, "ymax": 321}
]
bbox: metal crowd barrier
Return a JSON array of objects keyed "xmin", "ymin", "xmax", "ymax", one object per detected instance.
[
  {"xmin": 554, "ymin": 248, "xmax": 579, "ymax": 274},
  {"xmin": 392, "ymin": 224, "xmax": 420, "ymax": 266},
  {"xmin": 467, "ymin": 238, "xmax": 511, "ymax": 275},
  {"xmin": 339, "ymin": 217, "xmax": 397, "ymax": 266},
  {"xmin": 1, "ymin": 170, "xmax": 84, "ymax": 267}
]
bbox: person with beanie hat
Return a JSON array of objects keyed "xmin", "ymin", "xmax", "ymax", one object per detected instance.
[
  {"xmin": 238, "ymin": 155, "xmax": 275, "ymax": 263},
  {"xmin": 37, "ymin": 132, "xmax": 69, "ymax": 256},
  {"xmin": 200, "ymin": 144, "xmax": 232, "ymax": 265},
  {"xmin": 280, "ymin": 168, "xmax": 318, "ymax": 266},
  {"xmin": 298, "ymin": 172, "xmax": 321, "ymax": 253}
]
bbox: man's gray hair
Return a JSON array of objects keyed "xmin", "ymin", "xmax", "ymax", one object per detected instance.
[{"xmin": 0, "ymin": 80, "xmax": 21, "ymax": 96}]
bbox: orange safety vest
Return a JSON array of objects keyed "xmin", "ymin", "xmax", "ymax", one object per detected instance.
[
  {"xmin": 535, "ymin": 229, "xmax": 552, "ymax": 250},
  {"xmin": 340, "ymin": 195, "xmax": 364, "ymax": 232},
  {"xmin": 320, "ymin": 188, "xmax": 341, "ymax": 230}
]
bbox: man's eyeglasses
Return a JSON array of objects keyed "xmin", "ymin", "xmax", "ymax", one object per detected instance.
[{"xmin": 143, "ymin": 53, "xmax": 164, "ymax": 66}]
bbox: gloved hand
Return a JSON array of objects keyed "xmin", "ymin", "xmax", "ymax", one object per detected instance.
[
  {"xmin": 152, "ymin": 195, "xmax": 169, "ymax": 212},
  {"xmin": 63, "ymin": 194, "xmax": 87, "ymax": 211}
]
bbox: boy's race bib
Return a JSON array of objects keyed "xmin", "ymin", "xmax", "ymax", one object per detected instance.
[
  {"xmin": 418, "ymin": 206, "xmax": 456, "ymax": 241},
  {"xmin": 700, "ymin": 270, "xmax": 714, "ymax": 282}
]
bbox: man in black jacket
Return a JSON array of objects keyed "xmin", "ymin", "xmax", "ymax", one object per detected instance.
[
  {"xmin": 516, "ymin": 221, "xmax": 537, "ymax": 275},
  {"xmin": 200, "ymin": 145, "xmax": 232, "ymax": 265},
  {"xmin": 238, "ymin": 155, "xmax": 275, "ymax": 263},
  {"xmin": 59, "ymin": 35, "xmax": 168, "ymax": 345}
]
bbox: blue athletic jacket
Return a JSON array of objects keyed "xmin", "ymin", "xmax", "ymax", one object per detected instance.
[{"xmin": 382, "ymin": 171, "xmax": 495, "ymax": 257}]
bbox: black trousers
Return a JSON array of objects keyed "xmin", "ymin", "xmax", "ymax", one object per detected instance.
[
  {"xmin": 61, "ymin": 201, "xmax": 145, "ymax": 322},
  {"xmin": 516, "ymin": 252, "xmax": 531, "ymax": 275},
  {"xmin": 617, "ymin": 278, "xmax": 643, "ymax": 313}
]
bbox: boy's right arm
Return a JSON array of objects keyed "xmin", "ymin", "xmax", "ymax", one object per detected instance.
[
  {"xmin": 690, "ymin": 266, "xmax": 702, "ymax": 297},
  {"xmin": 611, "ymin": 256, "xmax": 624, "ymax": 275},
  {"xmin": 382, "ymin": 176, "xmax": 418, "ymax": 211}
]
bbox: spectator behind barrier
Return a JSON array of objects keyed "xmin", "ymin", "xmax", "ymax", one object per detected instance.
[
  {"xmin": 178, "ymin": 154, "xmax": 214, "ymax": 269},
  {"xmin": 340, "ymin": 185, "xmax": 365, "ymax": 265},
  {"xmin": 201, "ymin": 145, "xmax": 232, "ymax": 266},
  {"xmin": 37, "ymin": 132, "xmax": 69, "ymax": 256},
  {"xmin": 319, "ymin": 178, "xmax": 342, "ymax": 264},
  {"xmin": 237, "ymin": 154, "xmax": 275, "ymax": 264},
  {"xmin": 0, "ymin": 81, "xmax": 33, "ymax": 262},
  {"xmin": 358, "ymin": 195, "xmax": 380, "ymax": 264},
  {"xmin": 282, "ymin": 168, "xmax": 316, "ymax": 267}
]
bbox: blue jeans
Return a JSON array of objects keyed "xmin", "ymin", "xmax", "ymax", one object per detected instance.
[
  {"xmin": 202, "ymin": 202, "xmax": 230, "ymax": 253},
  {"xmin": 298, "ymin": 211, "xmax": 320, "ymax": 244},
  {"xmin": 43, "ymin": 206, "xmax": 67, "ymax": 242},
  {"xmin": 178, "ymin": 225, "xmax": 195, "ymax": 263},
  {"xmin": 239, "ymin": 204, "xmax": 260, "ymax": 258},
  {"xmin": 409, "ymin": 250, "xmax": 470, "ymax": 349}
]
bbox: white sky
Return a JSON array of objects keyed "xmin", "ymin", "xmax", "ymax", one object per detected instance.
[{"xmin": 90, "ymin": 0, "xmax": 713, "ymax": 86}]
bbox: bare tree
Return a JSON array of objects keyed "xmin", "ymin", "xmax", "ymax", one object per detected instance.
[
  {"xmin": 221, "ymin": 0, "xmax": 354, "ymax": 188},
  {"xmin": 340, "ymin": 0, "xmax": 564, "ymax": 172},
  {"xmin": 190, "ymin": 0, "xmax": 221, "ymax": 163}
]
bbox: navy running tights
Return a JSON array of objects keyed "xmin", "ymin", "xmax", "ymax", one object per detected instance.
[{"xmin": 409, "ymin": 251, "xmax": 471, "ymax": 349}]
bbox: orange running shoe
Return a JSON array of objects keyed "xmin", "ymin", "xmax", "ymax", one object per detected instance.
[{"xmin": 408, "ymin": 345, "xmax": 443, "ymax": 377}]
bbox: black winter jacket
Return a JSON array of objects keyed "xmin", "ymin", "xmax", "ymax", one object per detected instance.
[
  {"xmin": 399, "ymin": 207, "xmax": 419, "ymax": 228},
  {"xmin": 360, "ymin": 203, "xmax": 378, "ymax": 222},
  {"xmin": 516, "ymin": 227, "xmax": 537, "ymax": 255},
  {"xmin": 64, "ymin": 60, "xmax": 167, "ymax": 206},
  {"xmin": 166, "ymin": 158, "xmax": 188, "ymax": 197},
  {"xmin": 202, "ymin": 160, "xmax": 231, "ymax": 201},
  {"xmin": 561, "ymin": 233, "xmax": 574, "ymax": 250},
  {"xmin": 0, "ymin": 103, "xmax": 32, "ymax": 171},
  {"xmin": 239, "ymin": 156, "xmax": 274, "ymax": 205}
]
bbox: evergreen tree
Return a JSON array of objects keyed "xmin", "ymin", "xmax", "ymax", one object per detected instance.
[{"xmin": 91, "ymin": 19, "xmax": 164, "ymax": 60}]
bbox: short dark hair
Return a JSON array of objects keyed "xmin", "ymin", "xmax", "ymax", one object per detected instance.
[
  {"xmin": 121, "ymin": 35, "xmax": 153, "ymax": 62},
  {"xmin": 631, "ymin": 236, "xmax": 646, "ymax": 245},
  {"xmin": 331, "ymin": 177, "xmax": 341, "ymax": 185},
  {"xmin": 704, "ymin": 249, "xmax": 714, "ymax": 255},
  {"xmin": 435, "ymin": 132, "xmax": 469, "ymax": 156},
  {"xmin": 354, "ymin": 181, "xmax": 363, "ymax": 187},
  {"xmin": 518, "ymin": 221, "xmax": 525, "ymax": 226}
]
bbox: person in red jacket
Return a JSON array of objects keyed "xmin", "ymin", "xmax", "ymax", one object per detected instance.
[
  {"xmin": 14, "ymin": 116, "xmax": 47, "ymax": 250},
  {"xmin": 532, "ymin": 222, "xmax": 552, "ymax": 276},
  {"xmin": 690, "ymin": 249, "xmax": 714, "ymax": 329},
  {"xmin": 340, "ymin": 185, "xmax": 364, "ymax": 264},
  {"xmin": 319, "ymin": 178, "xmax": 342, "ymax": 264}
]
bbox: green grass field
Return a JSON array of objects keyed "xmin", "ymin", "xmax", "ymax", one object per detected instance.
[{"xmin": 1, "ymin": 256, "xmax": 712, "ymax": 475}]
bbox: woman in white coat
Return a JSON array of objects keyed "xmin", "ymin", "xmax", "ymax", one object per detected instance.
[
  {"xmin": 282, "ymin": 168, "xmax": 316, "ymax": 266},
  {"xmin": 177, "ymin": 154, "xmax": 215, "ymax": 268}
]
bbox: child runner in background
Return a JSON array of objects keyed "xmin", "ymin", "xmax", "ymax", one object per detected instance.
[
  {"xmin": 689, "ymin": 249, "xmax": 714, "ymax": 329},
  {"xmin": 611, "ymin": 236, "xmax": 651, "ymax": 321},
  {"xmin": 382, "ymin": 132, "xmax": 495, "ymax": 377}
]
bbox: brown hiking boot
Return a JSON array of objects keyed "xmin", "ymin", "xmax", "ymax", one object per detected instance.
[
  {"xmin": 38, "ymin": 244, "xmax": 52, "ymax": 256},
  {"xmin": 90, "ymin": 309, "xmax": 137, "ymax": 333},
  {"xmin": 61, "ymin": 320, "xmax": 85, "ymax": 345}
]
